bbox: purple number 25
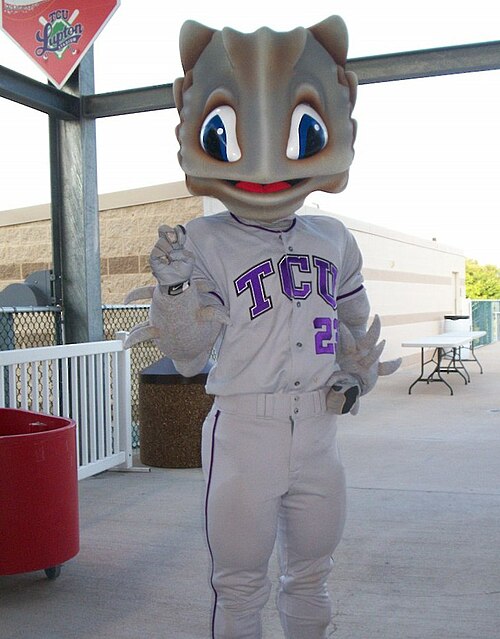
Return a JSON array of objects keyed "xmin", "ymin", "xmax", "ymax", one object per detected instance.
[{"xmin": 313, "ymin": 317, "xmax": 339, "ymax": 354}]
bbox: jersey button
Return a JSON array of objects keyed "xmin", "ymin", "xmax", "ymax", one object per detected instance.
[
  {"xmin": 296, "ymin": 301, "xmax": 301, "ymax": 308},
  {"xmin": 296, "ymin": 342, "xmax": 303, "ymax": 348},
  {"xmin": 288, "ymin": 246, "xmax": 294, "ymax": 252},
  {"xmin": 294, "ymin": 381, "xmax": 300, "ymax": 387}
]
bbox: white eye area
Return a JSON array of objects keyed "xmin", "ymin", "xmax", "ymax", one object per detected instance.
[
  {"xmin": 286, "ymin": 104, "xmax": 329, "ymax": 160},
  {"xmin": 200, "ymin": 105, "xmax": 241, "ymax": 162}
]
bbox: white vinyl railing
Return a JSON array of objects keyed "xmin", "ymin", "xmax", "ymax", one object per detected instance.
[{"xmin": 0, "ymin": 332, "xmax": 132, "ymax": 480}]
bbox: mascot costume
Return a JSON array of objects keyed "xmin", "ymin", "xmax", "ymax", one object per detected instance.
[{"xmin": 126, "ymin": 15, "xmax": 400, "ymax": 639}]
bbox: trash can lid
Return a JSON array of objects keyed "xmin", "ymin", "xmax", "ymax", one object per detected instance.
[{"xmin": 140, "ymin": 357, "xmax": 212, "ymax": 385}]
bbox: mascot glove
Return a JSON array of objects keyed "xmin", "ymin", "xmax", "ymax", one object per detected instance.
[
  {"xmin": 326, "ymin": 372, "xmax": 361, "ymax": 415},
  {"xmin": 149, "ymin": 224, "xmax": 195, "ymax": 289},
  {"xmin": 327, "ymin": 315, "xmax": 402, "ymax": 415}
]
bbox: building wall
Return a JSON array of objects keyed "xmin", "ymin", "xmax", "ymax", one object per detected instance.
[
  {"xmin": 0, "ymin": 217, "xmax": 52, "ymax": 285},
  {"xmin": 0, "ymin": 184, "xmax": 465, "ymax": 366},
  {"xmin": 324, "ymin": 208, "xmax": 466, "ymax": 365}
]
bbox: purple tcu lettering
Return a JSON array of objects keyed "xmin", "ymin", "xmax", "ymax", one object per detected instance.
[
  {"xmin": 234, "ymin": 260, "xmax": 274, "ymax": 319},
  {"xmin": 234, "ymin": 255, "xmax": 339, "ymax": 320},
  {"xmin": 313, "ymin": 256, "xmax": 338, "ymax": 309},
  {"xmin": 278, "ymin": 254, "xmax": 312, "ymax": 300}
]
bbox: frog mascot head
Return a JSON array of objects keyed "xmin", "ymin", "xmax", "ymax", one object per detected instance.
[{"xmin": 172, "ymin": 15, "xmax": 358, "ymax": 221}]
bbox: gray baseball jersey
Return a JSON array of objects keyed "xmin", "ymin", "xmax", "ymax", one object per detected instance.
[{"xmin": 184, "ymin": 210, "xmax": 365, "ymax": 396}]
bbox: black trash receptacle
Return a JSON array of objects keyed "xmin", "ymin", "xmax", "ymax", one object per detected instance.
[{"xmin": 138, "ymin": 358, "xmax": 213, "ymax": 468}]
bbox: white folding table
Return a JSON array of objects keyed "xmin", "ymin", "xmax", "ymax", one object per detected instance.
[{"xmin": 402, "ymin": 331, "xmax": 486, "ymax": 395}]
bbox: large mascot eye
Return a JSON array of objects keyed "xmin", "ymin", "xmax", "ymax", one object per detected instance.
[
  {"xmin": 200, "ymin": 106, "xmax": 241, "ymax": 162},
  {"xmin": 286, "ymin": 104, "xmax": 328, "ymax": 160}
]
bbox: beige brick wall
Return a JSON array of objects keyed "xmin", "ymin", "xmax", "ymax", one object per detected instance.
[
  {"xmin": 0, "ymin": 188, "xmax": 203, "ymax": 305},
  {"xmin": 99, "ymin": 196, "xmax": 203, "ymax": 304},
  {"xmin": 0, "ymin": 219, "xmax": 52, "ymax": 289}
]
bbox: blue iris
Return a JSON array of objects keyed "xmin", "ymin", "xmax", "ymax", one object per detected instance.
[
  {"xmin": 200, "ymin": 106, "xmax": 241, "ymax": 162},
  {"xmin": 286, "ymin": 104, "xmax": 329, "ymax": 161},
  {"xmin": 201, "ymin": 114, "xmax": 229, "ymax": 161},
  {"xmin": 297, "ymin": 113, "xmax": 327, "ymax": 159}
]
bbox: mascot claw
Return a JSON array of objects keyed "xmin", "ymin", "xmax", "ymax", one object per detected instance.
[
  {"xmin": 124, "ymin": 323, "xmax": 160, "ymax": 349},
  {"xmin": 378, "ymin": 357, "xmax": 402, "ymax": 377},
  {"xmin": 339, "ymin": 314, "xmax": 401, "ymax": 384},
  {"xmin": 123, "ymin": 286, "xmax": 155, "ymax": 305},
  {"xmin": 331, "ymin": 315, "xmax": 401, "ymax": 402},
  {"xmin": 122, "ymin": 287, "xmax": 156, "ymax": 348}
]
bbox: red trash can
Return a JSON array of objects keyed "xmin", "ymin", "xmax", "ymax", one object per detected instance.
[{"xmin": 0, "ymin": 408, "xmax": 79, "ymax": 579}]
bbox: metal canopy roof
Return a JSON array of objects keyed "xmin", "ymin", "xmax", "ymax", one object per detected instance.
[{"xmin": 0, "ymin": 40, "xmax": 499, "ymax": 343}]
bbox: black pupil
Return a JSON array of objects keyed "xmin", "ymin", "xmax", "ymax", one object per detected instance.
[
  {"xmin": 302, "ymin": 120, "xmax": 324, "ymax": 158},
  {"xmin": 305, "ymin": 126, "xmax": 324, "ymax": 157},
  {"xmin": 298, "ymin": 113, "xmax": 326, "ymax": 159},
  {"xmin": 203, "ymin": 117, "xmax": 227, "ymax": 161}
]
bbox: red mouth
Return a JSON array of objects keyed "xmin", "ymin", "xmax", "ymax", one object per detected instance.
[{"xmin": 235, "ymin": 181, "xmax": 292, "ymax": 193}]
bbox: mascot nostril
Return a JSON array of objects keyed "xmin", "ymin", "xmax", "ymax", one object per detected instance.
[{"xmin": 125, "ymin": 14, "xmax": 401, "ymax": 639}]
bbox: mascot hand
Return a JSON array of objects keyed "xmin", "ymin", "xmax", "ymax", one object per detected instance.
[
  {"xmin": 338, "ymin": 315, "xmax": 402, "ymax": 394},
  {"xmin": 326, "ymin": 372, "xmax": 361, "ymax": 415},
  {"xmin": 150, "ymin": 224, "xmax": 195, "ymax": 289}
]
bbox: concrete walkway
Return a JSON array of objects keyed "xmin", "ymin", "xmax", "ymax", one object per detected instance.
[{"xmin": 1, "ymin": 343, "xmax": 499, "ymax": 639}]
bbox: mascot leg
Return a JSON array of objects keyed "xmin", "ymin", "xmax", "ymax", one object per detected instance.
[
  {"xmin": 202, "ymin": 400, "xmax": 346, "ymax": 639},
  {"xmin": 202, "ymin": 405, "xmax": 281, "ymax": 638},
  {"xmin": 276, "ymin": 413, "xmax": 346, "ymax": 638}
]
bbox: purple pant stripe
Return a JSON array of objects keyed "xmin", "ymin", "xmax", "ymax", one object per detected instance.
[{"xmin": 204, "ymin": 409, "xmax": 221, "ymax": 639}]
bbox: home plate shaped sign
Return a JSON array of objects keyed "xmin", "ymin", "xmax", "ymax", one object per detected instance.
[{"xmin": 1, "ymin": 0, "xmax": 120, "ymax": 88}]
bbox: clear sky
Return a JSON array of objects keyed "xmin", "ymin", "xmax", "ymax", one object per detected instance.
[{"xmin": 1, "ymin": 0, "xmax": 500, "ymax": 266}]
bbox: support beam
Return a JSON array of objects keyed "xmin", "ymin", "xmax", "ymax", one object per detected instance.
[
  {"xmin": 82, "ymin": 84, "xmax": 175, "ymax": 118},
  {"xmin": 0, "ymin": 64, "xmax": 80, "ymax": 119},
  {"xmin": 49, "ymin": 48, "xmax": 103, "ymax": 343},
  {"xmin": 76, "ymin": 40, "xmax": 500, "ymax": 119},
  {"xmin": 348, "ymin": 40, "xmax": 500, "ymax": 84}
]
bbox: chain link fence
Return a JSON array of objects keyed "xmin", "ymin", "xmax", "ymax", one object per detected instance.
[
  {"xmin": 0, "ymin": 305, "xmax": 162, "ymax": 449},
  {"xmin": 102, "ymin": 305, "xmax": 162, "ymax": 448},
  {"xmin": 470, "ymin": 300, "xmax": 500, "ymax": 346},
  {"xmin": 0, "ymin": 306, "xmax": 63, "ymax": 350}
]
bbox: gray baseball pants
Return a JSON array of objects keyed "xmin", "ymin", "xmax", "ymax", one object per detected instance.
[{"xmin": 202, "ymin": 390, "xmax": 346, "ymax": 639}]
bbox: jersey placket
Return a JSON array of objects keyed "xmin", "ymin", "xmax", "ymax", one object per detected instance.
[{"xmin": 278, "ymin": 229, "xmax": 305, "ymax": 394}]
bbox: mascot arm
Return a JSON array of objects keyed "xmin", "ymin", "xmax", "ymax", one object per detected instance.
[{"xmin": 124, "ymin": 225, "xmax": 230, "ymax": 377}]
